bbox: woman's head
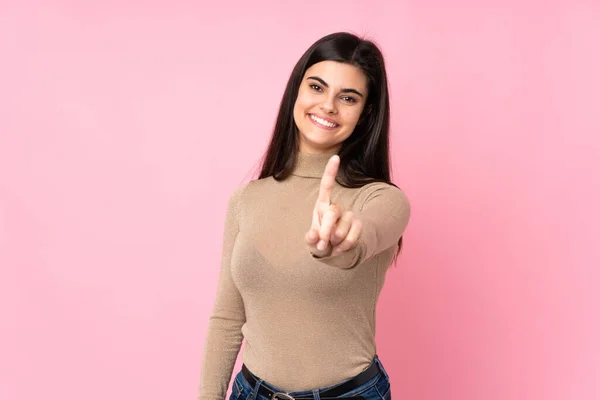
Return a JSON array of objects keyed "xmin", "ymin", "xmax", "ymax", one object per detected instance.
[{"xmin": 259, "ymin": 31, "xmax": 392, "ymax": 186}]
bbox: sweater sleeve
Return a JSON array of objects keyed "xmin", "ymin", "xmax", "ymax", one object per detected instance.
[
  {"xmin": 312, "ymin": 183, "xmax": 411, "ymax": 269},
  {"xmin": 199, "ymin": 186, "xmax": 246, "ymax": 400}
]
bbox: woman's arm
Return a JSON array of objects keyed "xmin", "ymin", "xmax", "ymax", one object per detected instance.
[
  {"xmin": 199, "ymin": 186, "xmax": 246, "ymax": 400},
  {"xmin": 311, "ymin": 183, "xmax": 411, "ymax": 269}
]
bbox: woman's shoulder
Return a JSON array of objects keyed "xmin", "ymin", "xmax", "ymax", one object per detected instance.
[
  {"xmin": 226, "ymin": 177, "xmax": 274, "ymax": 203},
  {"xmin": 353, "ymin": 181, "xmax": 410, "ymax": 210}
]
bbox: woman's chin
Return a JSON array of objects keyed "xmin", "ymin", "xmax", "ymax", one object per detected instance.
[{"xmin": 304, "ymin": 136, "xmax": 334, "ymax": 148}]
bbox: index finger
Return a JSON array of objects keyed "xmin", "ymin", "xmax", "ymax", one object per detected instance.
[{"xmin": 317, "ymin": 155, "xmax": 340, "ymax": 204}]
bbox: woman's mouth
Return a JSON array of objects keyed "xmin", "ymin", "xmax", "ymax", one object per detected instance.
[{"xmin": 308, "ymin": 114, "xmax": 339, "ymax": 130}]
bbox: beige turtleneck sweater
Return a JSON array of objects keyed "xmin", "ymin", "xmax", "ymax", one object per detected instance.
[{"xmin": 199, "ymin": 152, "xmax": 411, "ymax": 400}]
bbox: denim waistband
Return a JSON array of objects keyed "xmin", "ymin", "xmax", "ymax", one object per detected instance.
[{"xmin": 240, "ymin": 355, "xmax": 389, "ymax": 400}]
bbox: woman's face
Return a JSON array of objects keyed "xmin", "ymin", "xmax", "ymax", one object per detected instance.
[{"xmin": 293, "ymin": 61, "xmax": 369, "ymax": 154}]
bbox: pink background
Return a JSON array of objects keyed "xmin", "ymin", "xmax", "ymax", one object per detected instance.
[{"xmin": 1, "ymin": 1, "xmax": 598, "ymax": 400}]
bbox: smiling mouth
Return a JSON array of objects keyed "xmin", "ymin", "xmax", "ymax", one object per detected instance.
[{"xmin": 308, "ymin": 114, "xmax": 339, "ymax": 129}]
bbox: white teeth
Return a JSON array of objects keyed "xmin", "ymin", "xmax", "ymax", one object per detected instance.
[{"xmin": 310, "ymin": 114, "xmax": 337, "ymax": 128}]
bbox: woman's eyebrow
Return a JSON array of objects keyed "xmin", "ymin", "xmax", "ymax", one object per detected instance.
[{"xmin": 307, "ymin": 76, "xmax": 364, "ymax": 98}]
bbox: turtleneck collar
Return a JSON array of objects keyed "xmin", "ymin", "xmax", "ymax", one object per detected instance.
[{"xmin": 291, "ymin": 151, "xmax": 339, "ymax": 179}]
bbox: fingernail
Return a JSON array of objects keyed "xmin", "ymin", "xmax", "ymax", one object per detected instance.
[{"xmin": 317, "ymin": 240, "xmax": 327, "ymax": 251}]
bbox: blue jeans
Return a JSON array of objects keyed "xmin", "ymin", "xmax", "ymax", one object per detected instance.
[{"xmin": 229, "ymin": 356, "xmax": 391, "ymax": 400}]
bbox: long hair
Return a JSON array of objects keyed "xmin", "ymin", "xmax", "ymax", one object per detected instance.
[{"xmin": 257, "ymin": 31, "xmax": 404, "ymax": 260}]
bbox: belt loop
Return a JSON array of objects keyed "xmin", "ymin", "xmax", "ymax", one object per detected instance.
[
  {"xmin": 250, "ymin": 377, "xmax": 264, "ymax": 400},
  {"xmin": 312, "ymin": 389, "xmax": 320, "ymax": 400},
  {"xmin": 374, "ymin": 354, "xmax": 390, "ymax": 381}
]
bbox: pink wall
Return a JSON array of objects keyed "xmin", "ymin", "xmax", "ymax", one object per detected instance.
[{"xmin": 1, "ymin": 2, "xmax": 598, "ymax": 400}]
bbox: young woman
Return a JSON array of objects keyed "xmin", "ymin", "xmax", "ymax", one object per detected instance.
[{"xmin": 199, "ymin": 32, "xmax": 411, "ymax": 400}]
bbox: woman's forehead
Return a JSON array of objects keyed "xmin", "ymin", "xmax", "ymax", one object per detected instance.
[{"xmin": 304, "ymin": 61, "xmax": 368, "ymax": 91}]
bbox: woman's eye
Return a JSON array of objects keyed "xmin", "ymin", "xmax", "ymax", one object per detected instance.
[
  {"xmin": 341, "ymin": 96, "xmax": 356, "ymax": 103},
  {"xmin": 310, "ymin": 84, "xmax": 323, "ymax": 92}
]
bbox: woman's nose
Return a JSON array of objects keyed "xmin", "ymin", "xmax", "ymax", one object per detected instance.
[{"xmin": 319, "ymin": 98, "xmax": 337, "ymax": 114}]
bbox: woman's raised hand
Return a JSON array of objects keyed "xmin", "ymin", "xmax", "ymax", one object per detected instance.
[{"xmin": 305, "ymin": 155, "xmax": 363, "ymax": 256}]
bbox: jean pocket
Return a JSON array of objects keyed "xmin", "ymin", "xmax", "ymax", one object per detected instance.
[
  {"xmin": 376, "ymin": 383, "xmax": 391, "ymax": 400},
  {"xmin": 374, "ymin": 373, "xmax": 391, "ymax": 400},
  {"xmin": 230, "ymin": 373, "xmax": 246, "ymax": 400}
]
